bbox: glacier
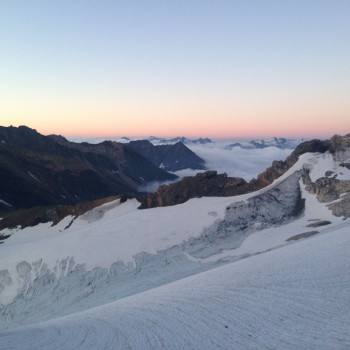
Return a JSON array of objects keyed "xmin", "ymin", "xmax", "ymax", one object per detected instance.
[{"xmin": 0, "ymin": 151, "xmax": 349, "ymax": 349}]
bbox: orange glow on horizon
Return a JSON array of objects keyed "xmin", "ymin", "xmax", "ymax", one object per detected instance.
[
  {"xmin": 2, "ymin": 103, "xmax": 349, "ymax": 140},
  {"xmin": 2, "ymin": 116, "xmax": 349, "ymax": 141},
  {"xmin": 31, "ymin": 120, "xmax": 349, "ymax": 140}
]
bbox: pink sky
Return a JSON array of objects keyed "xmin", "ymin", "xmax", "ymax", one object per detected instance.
[{"xmin": 1, "ymin": 2, "xmax": 349, "ymax": 140}]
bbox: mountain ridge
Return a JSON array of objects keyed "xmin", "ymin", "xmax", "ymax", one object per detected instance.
[
  {"xmin": 127, "ymin": 139, "xmax": 206, "ymax": 171},
  {"xmin": 0, "ymin": 125, "xmax": 177, "ymax": 211}
]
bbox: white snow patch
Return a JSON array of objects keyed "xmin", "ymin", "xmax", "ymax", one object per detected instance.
[
  {"xmin": 27, "ymin": 171, "xmax": 40, "ymax": 182},
  {"xmin": 307, "ymin": 152, "xmax": 350, "ymax": 182},
  {"xmin": 0, "ymin": 199, "xmax": 12, "ymax": 207}
]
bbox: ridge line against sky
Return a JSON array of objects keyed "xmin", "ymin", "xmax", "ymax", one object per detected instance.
[{"xmin": 1, "ymin": 1, "xmax": 349, "ymax": 138}]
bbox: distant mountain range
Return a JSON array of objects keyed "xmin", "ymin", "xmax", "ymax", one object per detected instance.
[
  {"xmin": 147, "ymin": 136, "xmax": 213, "ymax": 145},
  {"xmin": 225, "ymin": 137, "xmax": 302, "ymax": 150}
]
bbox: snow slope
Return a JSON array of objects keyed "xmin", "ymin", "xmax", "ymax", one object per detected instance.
[
  {"xmin": 1, "ymin": 222, "xmax": 349, "ymax": 350},
  {"xmin": 0, "ymin": 150, "xmax": 349, "ymax": 349}
]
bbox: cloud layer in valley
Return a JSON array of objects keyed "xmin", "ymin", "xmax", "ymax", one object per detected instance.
[{"xmin": 138, "ymin": 140, "xmax": 296, "ymax": 193}]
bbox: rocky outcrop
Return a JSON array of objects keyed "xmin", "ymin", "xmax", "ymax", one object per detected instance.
[
  {"xmin": 340, "ymin": 163, "xmax": 350, "ymax": 170},
  {"xmin": 127, "ymin": 140, "xmax": 206, "ymax": 171},
  {"xmin": 286, "ymin": 231, "xmax": 318, "ymax": 241},
  {"xmin": 250, "ymin": 160, "xmax": 289, "ymax": 189},
  {"xmin": 139, "ymin": 158, "xmax": 298, "ymax": 209},
  {"xmin": 327, "ymin": 193, "xmax": 350, "ymax": 218},
  {"xmin": 328, "ymin": 133, "xmax": 350, "ymax": 153},
  {"xmin": 302, "ymin": 169, "xmax": 350, "ymax": 217},
  {"xmin": 249, "ymin": 138, "xmax": 330, "ymax": 190},
  {"xmin": 306, "ymin": 220, "xmax": 331, "ymax": 228},
  {"xmin": 302, "ymin": 171, "xmax": 350, "ymax": 203},
  {"xmin": 302, "ymin": 142, "xmax": 350, "ymax": 218},
  {"xmin": 138, "ymin": 171, "xmax": 249, "ymax": 208}
]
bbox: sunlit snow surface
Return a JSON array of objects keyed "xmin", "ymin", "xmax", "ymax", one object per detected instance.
[{"xmin": 1, "ymin": 151, "xmax": 350, "ymax": 349}]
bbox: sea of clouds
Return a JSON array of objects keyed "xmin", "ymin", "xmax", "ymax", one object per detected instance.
[
  {"xmin": 138, "ymin": 140, "xmax": 294, "ymax": 192},
  {"xmin": 68, "ymin": 136, "xmax": 298, "ymax": 193}
]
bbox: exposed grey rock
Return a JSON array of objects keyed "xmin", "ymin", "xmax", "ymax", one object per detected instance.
[
  {"xmin": 325, "ymin": 171, "xmax": 335, "ymax": 177},
  {"xmin": 340, "ymin": 163, "xmax": 350, "ymax": 170},
  {"xmin": 328, "ymin": 192, "xmax": 350, "ymax": 218},
  {"xmin": 315, "ymin": 177, "xmax": 340, "ymax": 202},
  {"xmin": 303, "ymin": 171, "xmax": 350, "ymax": 203},
  {"xmin": 286, "ymin": 231, "xmax": 318, "ymax": 241},
  {"xmin": 302, "ymin": 171, "xmax": 316, "ymax": 194},
  {"xmin": 306, "ymin": 221, "xmax": 331, "ymax": 228},
  {"xmin": 301, "ymin": 154, "xmax": 350, "ymax": 218}
]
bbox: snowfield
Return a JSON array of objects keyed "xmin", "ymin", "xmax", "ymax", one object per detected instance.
[{"xmin": 0, "ymin": 151, "xmax": 350, "ymax": 349}]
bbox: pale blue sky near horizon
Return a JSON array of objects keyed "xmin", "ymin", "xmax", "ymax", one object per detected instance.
[{"xmin": 1, "ymin": 1, "xmax": 349, "ymax": 138}]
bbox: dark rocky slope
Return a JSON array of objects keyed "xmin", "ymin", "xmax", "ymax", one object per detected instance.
[
  {"xmin": 0, "ymin": 195, "xmax": 125, "ymax": 232},
  {"xmin": 0, "ymin": 126, "xmax": 176, "ymax": 211},
  {"xmin": 138, "ymin": 171, "xmax": 250, "ymax": 208},
  {"xmin": 127, "ymin": 140, "xmax": 206, "ymax": 171}
]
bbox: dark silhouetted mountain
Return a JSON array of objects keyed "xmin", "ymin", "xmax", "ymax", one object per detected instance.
[
  {"xmin": 0, "ymin": 126, "xmax": 177, "ymax": 211},
  {"xmin": 127, "ymin": 140, "xmax": 206, "ymax": 171}
]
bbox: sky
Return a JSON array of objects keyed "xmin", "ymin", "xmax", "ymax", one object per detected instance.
[{"xmin": 1, "ymin": 1, "xmax": 349, "ymax": 138}]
